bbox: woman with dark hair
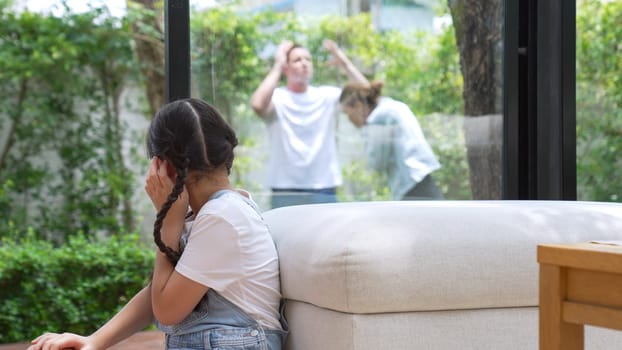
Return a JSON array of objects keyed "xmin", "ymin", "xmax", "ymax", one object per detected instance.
[
  {"xmin": 28, "ymin": 98, "xmax": 287, "ymax": 350},
  {"xmin": 340, "ymin": 81, "xmax": 444, "ymax": 200}
]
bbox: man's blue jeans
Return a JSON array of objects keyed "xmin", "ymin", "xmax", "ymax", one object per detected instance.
[{"xmin": 270, "ymin": 187, "xmax": 337, "ymax": 209}]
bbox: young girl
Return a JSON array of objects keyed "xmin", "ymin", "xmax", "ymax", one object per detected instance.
[
  {"xmin": 339, "ymin": 81, "xmax": 444, "ymax": 200},
  {"xmin": 28, "ymin": 98, "xmax": 287, "ymax": 350}
]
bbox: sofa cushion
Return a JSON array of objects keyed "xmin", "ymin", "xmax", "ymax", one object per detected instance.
[
  {"xmin": 282, "ymin": 301, "xmax": 622, "ymax": 350},
  {"xmin": 263, "ymin": 200, "xmax": 622, "ymax": 313}
]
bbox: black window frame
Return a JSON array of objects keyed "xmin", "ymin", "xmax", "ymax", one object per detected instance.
[{"xmin": 503, "ymin": 0, "xmax": 576, "ymax": 200}]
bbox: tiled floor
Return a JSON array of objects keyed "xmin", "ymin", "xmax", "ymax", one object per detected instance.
[{"xmin": 0, "ymin": 330, "xmax": 164, "ymax": 350}]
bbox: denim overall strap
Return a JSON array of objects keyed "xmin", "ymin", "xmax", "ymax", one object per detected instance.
[{"xmin": 157, "ymin": 289, "xmax": 287, "ymax": 349}]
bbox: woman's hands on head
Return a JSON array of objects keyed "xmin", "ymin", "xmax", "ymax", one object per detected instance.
[{"xmin": 27, "ymin": 332, "xmax": 95, "ymax": 350}]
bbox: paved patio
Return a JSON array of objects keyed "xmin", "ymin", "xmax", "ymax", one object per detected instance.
[{"xmin": 0, "ymin": 330, "xmax": 164, "ymax": 350}]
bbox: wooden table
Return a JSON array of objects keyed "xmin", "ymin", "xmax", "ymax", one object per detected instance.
[
  {"xmin": 538, "ymin": 242, "xmax": 622, "ymax": 350},
  {"xmin": 0, "ymin": 330, "xmax": 164, "ymax": 350}
]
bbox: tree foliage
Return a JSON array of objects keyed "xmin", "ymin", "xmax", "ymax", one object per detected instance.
[
  {"xmin": 576, "ymin": 0, "xmax": 622, "ymax": 201},
  {"xmin": 0, "ymin": 5, "xmax": 139, "ymax": 241}
]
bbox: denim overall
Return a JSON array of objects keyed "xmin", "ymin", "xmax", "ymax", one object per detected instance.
[{"xmin": 156, "ymin": 190, "xmax": 289, "ymax": 350}]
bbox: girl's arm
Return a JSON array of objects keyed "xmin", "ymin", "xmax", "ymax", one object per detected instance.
[
  {"xmin": 87, "ymin": 285, "xmax": 155, "ymax": 348},
  {"xmin": 146, "ymin": 158, "xmax": 210, "ymax": 326},
  {"xmin": 28, "ymin": 286, "xmax": 154, "ymax": 350}
]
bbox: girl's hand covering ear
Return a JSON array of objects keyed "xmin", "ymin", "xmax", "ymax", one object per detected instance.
[{"xmin": 145, "ymin": 157, "xmax": 189, "ymax": 216}]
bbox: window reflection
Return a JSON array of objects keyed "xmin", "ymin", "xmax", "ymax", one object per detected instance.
[{"xmin": 190, "ymin": 0, "xmax": 504, "ymax": 210}]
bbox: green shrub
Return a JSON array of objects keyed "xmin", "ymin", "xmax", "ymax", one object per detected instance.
[{"xmin": 0, "ymin": 234, "xmax": 154, "ymax": 344}]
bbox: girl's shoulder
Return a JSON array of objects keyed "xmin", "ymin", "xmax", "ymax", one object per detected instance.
[{"xmin": 195, "ymin": 189, "xmax": 260, "ymax": 220}]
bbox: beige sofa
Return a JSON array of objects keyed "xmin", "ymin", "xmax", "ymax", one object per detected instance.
[{"xmin": 263, "ymin": 200, "xmax": 622, "ymax": 350}]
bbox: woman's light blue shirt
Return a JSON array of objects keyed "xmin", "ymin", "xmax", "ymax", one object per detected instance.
[{"xmin": 361, "ymin": 97, "xmax": 441, "ymax": 200}]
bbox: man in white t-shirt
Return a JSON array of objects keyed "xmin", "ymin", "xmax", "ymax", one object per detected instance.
[{"xmin": 251, "ymin": 40, "xmax": 368, "ymax": 209}]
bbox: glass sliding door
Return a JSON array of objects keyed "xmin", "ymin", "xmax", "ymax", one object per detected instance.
[{"xmin": 188, "ymin": 0, "xmax": 505, "ymax": 210}]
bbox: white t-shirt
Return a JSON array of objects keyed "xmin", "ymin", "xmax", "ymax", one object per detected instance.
[
  {"xmin": 265, "ymin": 85, "xmax": 343, "ymax": 189},
  {"xmin": 175, "ymin": 190, "xmax": 282, "ymax": 330}
]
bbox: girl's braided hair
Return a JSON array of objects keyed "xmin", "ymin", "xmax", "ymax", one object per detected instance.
[{"xmin": 146, "ymin": 98, "xmax": 238, "ymax": 265}]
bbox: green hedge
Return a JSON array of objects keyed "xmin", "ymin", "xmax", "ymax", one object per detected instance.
[{"xmin": 0, "ymin": 234, "xmax": 154, "ymax": 344}]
